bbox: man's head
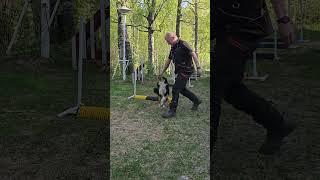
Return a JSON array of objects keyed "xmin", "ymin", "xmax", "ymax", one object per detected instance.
[{"xmin": 165, "ymin": 32, "xmax": 178, "ymax": 46}]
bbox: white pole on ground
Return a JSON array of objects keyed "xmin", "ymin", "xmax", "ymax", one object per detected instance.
[
  {"xmin": 100, "ymin": 0, "xmax": 107, "ymax": 65},
  {"xmin": 41, "ymin": 0, "xmax": 50, "ymax": 58},
  {"xmin": 6, "ymin": 0, "xmax": 29, "ymax": 55}
]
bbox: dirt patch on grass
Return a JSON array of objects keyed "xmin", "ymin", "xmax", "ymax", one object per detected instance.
[{"xmin": 111, "ymin": 109, "xmax": 167, "ymax": 157}]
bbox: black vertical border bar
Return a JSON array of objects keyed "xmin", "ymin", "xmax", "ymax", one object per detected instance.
[{"xmin": 105, "ymin": 0, "xmax": 110, "ymax": 179}]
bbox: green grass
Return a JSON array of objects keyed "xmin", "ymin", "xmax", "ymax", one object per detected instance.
[
  {"xmin": 111, "ymin": 75, "xmax": 210, "ymax": 179},
  {"xmin": 0, "ymin": 57, "xmax": 108, "ymax": 179},
  {"xmin": 305, "ymin": 24, "xmax": 320, "ymax": 41},
  {"xmin": 213, "ymin": 42, "xmax": 320, "ymax": 179}
]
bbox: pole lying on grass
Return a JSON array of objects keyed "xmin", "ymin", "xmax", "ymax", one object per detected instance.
[{"xmin": 128, "ymin": 69, "xmax": 172, "ymax": 102}]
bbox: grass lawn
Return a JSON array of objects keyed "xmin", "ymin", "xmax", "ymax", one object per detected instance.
[
  {"xmin": 110, "ymin": 74, "xmax": 210, "ymax": 179},
  {"xmin": 212, "ymin": 41, "xmax": 320, "ymax": 179},
  {"xmin": 0, "ymin": 57, "xmax": 108, "ymax": 179}
]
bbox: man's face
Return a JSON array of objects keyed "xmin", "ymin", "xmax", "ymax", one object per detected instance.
[{"xmin": 165, "ymin": 36, "xmax": 175, "ymax": 45}]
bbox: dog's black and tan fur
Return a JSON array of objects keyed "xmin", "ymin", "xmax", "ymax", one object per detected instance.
[{"xmin": 153, "ymin": 77, "xmax": 170, "ymax": 107}]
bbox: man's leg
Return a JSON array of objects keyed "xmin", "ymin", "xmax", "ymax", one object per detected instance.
[
  {"xmin": 180, "ymin": 87, "xmax": 201, "ymax": 110},
  {"xmin": 212, "ymin": 34, "xmax": 250, "ymax": 145},
  {"xmin": 224, "ymin": 82, "xmax": 296, "ymax": 154},
  {"xmin": 214, "ymin": 34, "xmax": 295, "ymax": 154},
  {"xmin": 224, "ymin": 82, "xmax": 285, "ymax": 130},
  {"xmin": 162, "ymin": 74, "xmax": 188, "ymax": 118}
]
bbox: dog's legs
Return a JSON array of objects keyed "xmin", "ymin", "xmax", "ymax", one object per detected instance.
[{"xmin": 160, "ymin": 96, "xmax": 167, "ymax": 107}]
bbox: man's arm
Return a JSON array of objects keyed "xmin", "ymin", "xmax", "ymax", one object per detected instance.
[
  {"xmin": 159, "ymin": 58, "xmax": 172, "ymax": 77},
  {"xmin": 190, "ymin": 52, "xmax": 202, "ymax": 76},
  {"xmin": 270, "ymin": 0, "xmax": 295, "ymax": 47},
  {"xmin": 191, "ymin": 52, "xmax": 201, "ymax": 69}
]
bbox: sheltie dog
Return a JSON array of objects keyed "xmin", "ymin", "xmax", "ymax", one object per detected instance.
[{"xmin": 153, "ymin": 77, "xmax": 170, "ymax": 107}]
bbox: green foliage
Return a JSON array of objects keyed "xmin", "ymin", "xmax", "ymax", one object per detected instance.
[{"xmin": 111, "ymin": 0, "xmax": 211, "ymax": 76}]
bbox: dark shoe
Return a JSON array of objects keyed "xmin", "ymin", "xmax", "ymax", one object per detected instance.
[
  {"xmin": 162, "ymin": 109, "xmax": 176, "ymax": 118},
  {"xmin": 258, "ymin": 121, "xmax": 297, "ymax": 155},
  {"xmin": 191, "ymin": 99, "xmax": 202, "ymax": 111}
]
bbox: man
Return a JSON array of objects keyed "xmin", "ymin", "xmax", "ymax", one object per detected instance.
[
  {"xmin": 213, "ymin": 0, "xmax": 296, "ymax": 155},
  {"xmin": 159, "ymin": 32, "xmax": 202, "ymax": 118}
]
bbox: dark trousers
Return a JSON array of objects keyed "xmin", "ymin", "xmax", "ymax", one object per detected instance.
[
  {"xmin": 170, "ymin": 73, "xmax": 199, "ymax": 111},
  {"xmin": 212, "ymin": 34, "xmax": 285, "ymax": 144}
]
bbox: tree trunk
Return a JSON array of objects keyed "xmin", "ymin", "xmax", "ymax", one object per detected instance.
[
  {"xmin": 176, "ymin": 0, "xmax": 182, "ymax": 38},
  {"xmin": 148, "ymin": 28, "xmax": 154, "ymax": 74},
  {"xmin": 288, "ymin": 0, "xmax": 292, "ymax": 18},
  {"xmin": 0, "ymin": 0, "xmax": 17, "ymax": 13},
  {"xmin": 117, "ymin": 10, "xmax": 123, "ymax": 62},
  {"xmin": 31, "ymin": 0, "xmax": 41, "ymax": 40},
  {"xmin": 41, "ymin": 0, "xmax": 50, "ymax": 58},
  {"xmin": 194, "ymin": 0, "xmax": 199, "ymax": 57},
  {"xmin": 147, "ymin": 0, "xmax": 156, "ymax": 74}
]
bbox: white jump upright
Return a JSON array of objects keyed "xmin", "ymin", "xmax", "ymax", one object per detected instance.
[
  {"xmin": 118, "ymin": 6, "xmax": 132, "ymax": 80},
  {"xmin": 6, "ymin": 0, "xmax": 60, "ymax": 57},
  {"xmin": 273, "ymin": 31, "xmax": 280, "ymax": 61},
  {"xmin": 246, "ymin": 50, "xmax": 269, "ymax": 81},
  {"xmin": 140, "ymin": 59, "xmax": 144, "ymax": 84},
  {"xmin": 57, "ymin": 17, "xmax": 85, "ymax": 118},
  {"xmin": 128, "ymin": 69, "xmax": 137, "ymax": 99},
  {"xmin": 45, "ymin": 0, "xmax": 61, "ymax": 54}
]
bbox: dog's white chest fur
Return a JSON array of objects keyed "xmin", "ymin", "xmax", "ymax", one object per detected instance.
[
  {"xmin": 158, "ymin": 82, "xmax": 167, "ymax": 96},
  {"xmin": 156, "ymin": 80, "xmax": 169, "ymax": 108}
]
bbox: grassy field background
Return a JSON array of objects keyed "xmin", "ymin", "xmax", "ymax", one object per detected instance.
[
  {"xmin": 110, "ymin": 74, "xmax": 210, "ymax": 179},
  {"xmin": 212, "ymin": 41, "xmax": 320, "ymax": 179},
  {"xmin": 0, "ymin": 57, "xmax": 108, "ymax": 179}
]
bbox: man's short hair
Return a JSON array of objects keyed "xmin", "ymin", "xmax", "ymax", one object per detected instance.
[{"xmin": 165, "ymin": 32, "xmax": 177, "ymax": 39}]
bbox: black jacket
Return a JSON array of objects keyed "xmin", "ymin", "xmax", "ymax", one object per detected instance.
[
  {"xmin": 168, "ymin": 39, "xmax": 194, "ymax": 75},
  {"xmin": 215, "ymin": 0, "xmax": 274, "ymax": 40}
]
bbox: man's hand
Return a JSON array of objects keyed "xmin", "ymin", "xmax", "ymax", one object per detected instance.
[
  {"xmin": 271, "ymin": 0, "xmax": 295, "ymax": 48},
  {"xmin": 278, "ymin": 22, "xmax": 295, "ymax": 48}
]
